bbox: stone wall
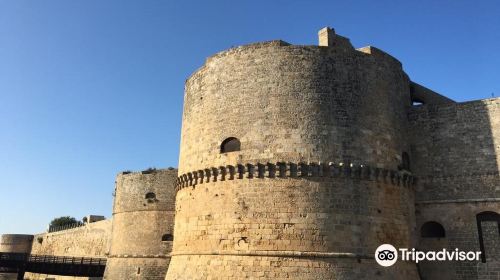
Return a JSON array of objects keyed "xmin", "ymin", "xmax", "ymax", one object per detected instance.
[
  {"xmin": 0, "ymin": 234, "xmax": 34, "ymax": 280},
  {"xmin": 29, "ymin": 220, "xmax": 111, "ymax": 257},
  {"xmin": 409, "ymin": 81, "xmax": 455, "ymax": 106},
  {"xmin": 409, "ymin": 98, "xmax": 500, "ymax": 201},
  {"xmin": 103, "ymin": 168, "xmax": 177, "ymax": 280},
  {"xmin": 169, "ymin": 177, "xmax": 418, "ymax": 279},
  {"xmin": 0, "ymin": 234, "xmax": 34, "ymax": 253},
  {"xmin": 24, "ymin": 219, "xmax": 111, "ymax": 280},
  {"xmin": 178, "ymin": 38, "xmax": 413, "ymax": 174},
  {"xmin": 410, "ymin": 98, "xmax": 500, "ymax": 279},
  {"xmin": 167, "ymin": 28, "xmax": 420, "ymax": 279},
  {"xmin": 2, "ymin": 27, "xmax": 498, "ymax": 280},
  {"xmin": 416, "ymin": 202, "xmax": 499, "ymax": 280}
]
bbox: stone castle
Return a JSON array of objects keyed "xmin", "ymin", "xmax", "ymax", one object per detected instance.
[{"xmin": 1, "ymin": 27, "xmax": 499, "ymax": 280}]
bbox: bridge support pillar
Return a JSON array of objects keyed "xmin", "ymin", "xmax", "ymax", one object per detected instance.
[{"xmin": 16, "ymin": 270, "xmax": 24, "ymax": 280}]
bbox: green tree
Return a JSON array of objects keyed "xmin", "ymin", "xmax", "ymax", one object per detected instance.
[{"xmin": 49, "ymin": 216, "xmax": 78, "ymax": 227}]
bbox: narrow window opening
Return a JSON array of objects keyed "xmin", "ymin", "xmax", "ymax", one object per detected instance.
[
  {"xmin": 220, "ymin": 137, "xmax": 241, "ymax": 153},
  {"xmin": 401, "ymin": 152, "xmax": 411, "ymax": 171},
  {"xmin": 145, "ymin": 192, "xmax": 157, "ymax": 203},
  {"xmin": 476, "ymin": 211, "xmax": 500, "ymax": 263},
  {"xmin": 421, "ymin": 221, "xmax": 446, "ymax": 238},
  {"xmin": 162, "ymin": 233, "xmax": 173, "ymax": 242},
  {"xmin": 411, "ymin": 96, "xmax": 425, "ymax": 106}
]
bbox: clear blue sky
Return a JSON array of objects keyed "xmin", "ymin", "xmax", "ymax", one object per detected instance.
[{"xmin": 0, "ymin": 0, "xmax": 498, "ymax": 234}]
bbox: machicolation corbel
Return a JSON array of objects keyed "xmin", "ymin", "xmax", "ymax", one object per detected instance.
[{"xmin": 175, "ymin": 161, "xmax": 416, "ymax": 191}]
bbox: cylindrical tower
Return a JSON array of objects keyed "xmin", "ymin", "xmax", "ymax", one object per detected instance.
[
  {"xmin": 103, "ymin": 168, "xmax": 177, "ymax": 280},
  {"xmin": 0, "ymin": 234, "xmax": 33, "ymax": 280},
  {"xmin": 167, "ymin": 28, "xmax": 420, "ymax": 280}
]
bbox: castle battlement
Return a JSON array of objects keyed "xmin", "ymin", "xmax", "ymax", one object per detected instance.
[{"xmin": 175, "ymin": 161, "xmax": 416, "ymax": 192}]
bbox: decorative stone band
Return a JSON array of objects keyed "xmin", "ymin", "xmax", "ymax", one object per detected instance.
[
  {"xmin": 107, "ymin": 254, "xmax": 170, "ymax": 259},
  {"xmin": 419, "ymin": 172, "xmax": 498, "ymax": 180},
  {"xmin": 416, "ymin": 198, "xmax": 500, "ymax": 204},
  {"xmin": 176, "ymin": 162, "xmax": 415, "ymax": 192},
  {"xmin": 170, "ymin": 250, "xmax": 373, "ymax": 259},
  {"xmin": 113, "ymin": 209, "xmax": 176, "ymax": 214}
]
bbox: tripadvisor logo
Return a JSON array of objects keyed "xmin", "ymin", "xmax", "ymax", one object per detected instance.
[
  {"xmin": 375, "ymin": 244, "xmax": 398, "ymax": 267},
  {"xmin": 374, "ymin": 244, "xmax": 482, "ymax": 267}
]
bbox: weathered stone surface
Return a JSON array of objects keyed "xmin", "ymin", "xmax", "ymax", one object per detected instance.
[
  {"xmin": 166, "ymin": 27, "xmax": 499, "ymax": 279},
  {"xmin": 167, "ymin": 27, "xmax": 425, "ymax": 279},
  {"xmin": 0, "ymin": 234, "xmax": 33, "ymax": 253},
  {"xmin": 2, "ymin": 27, "xmax": 499, "ymax": 280},
  {"xmin": 29, "ymin": 220, "xmax": 111, "ymax": 257},
  {"xmin": 410, "ymin": 98, "xmax": 500, "ymax": 280},
  {"xmin": 0, "ymin": 234, "xmax": 33, "ymax": 280},
  {"xmin": 23, "ymin": 220, "xmax": 111, "ymax": 280},
  {"xmin": 103, "ymin": 168, "xmax": 177, "ymax": 280}
]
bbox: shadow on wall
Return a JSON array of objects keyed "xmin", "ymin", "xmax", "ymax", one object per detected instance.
[{"xmin": 409, "ymin": 98, "xmax": 500, "ymax": 280}]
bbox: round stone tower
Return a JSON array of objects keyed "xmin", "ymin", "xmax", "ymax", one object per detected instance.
[
  {"xmin": 0, "ymin": 234, "xmax": 33, "ymax": 280},
  {"xmin": 104, "ymin": 168, "xmax": 177, "ymax": 280},
  {"xmin": 166, "ymin": 27, "xmax": 419, "ymax": 279}
]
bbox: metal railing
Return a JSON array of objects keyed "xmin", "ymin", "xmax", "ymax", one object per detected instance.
[
  {"xmin": 48, "ymin": 222, "xmax": 85, "ymax": 233},
  {"xmin": 0, "ymin": 252, "xmax": 28, "ymax": 261},
  {"xmin": 0, "ymin": 252, "xmax": 106, "ymax": 277},
  {"xmin": 28, "ymin": 254, "xmax": 106, "ymax": 266}
]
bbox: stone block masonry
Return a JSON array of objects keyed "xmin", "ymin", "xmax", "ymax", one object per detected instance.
[
  {"xmin": 410, "ymin": 98, "xmax": 500, "ymax": 280},
  {"xmin": 0, "ymin": 234, "xmax": 33, "ymax": 280},
  {"xmin": 103, "ymin": 168, "xmax": 177, "ymax": 280},
  {"xmin": 23, "ymin": 219, "xmax": 111, "ymax": 280},
  {"xmin": 2, "ymin": 27, "xmax": 499, "ymax": 280},
  {"xmin": 165, "ymin": 26, "xmax": 499, "ymax": 279},
  {"xmin": 167, "ymin": 27, "xmax": 423, "ymax": 279}
]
